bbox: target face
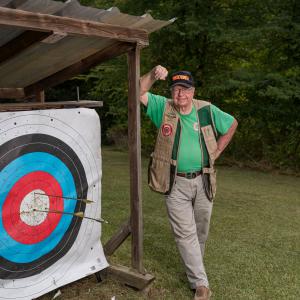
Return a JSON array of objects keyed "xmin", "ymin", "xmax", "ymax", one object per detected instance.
[{"xmin": 0, "ymin": 109, "xmax": 108, "ymax": 300}]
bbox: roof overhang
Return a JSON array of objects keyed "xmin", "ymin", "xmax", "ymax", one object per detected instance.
[
  {"xmin": 0, "ymin": 7, "xmax": 149, "ymax": 45},
  {"xmin": 0, "ymin": 0, "xmax": 174, "ymax": 100}
]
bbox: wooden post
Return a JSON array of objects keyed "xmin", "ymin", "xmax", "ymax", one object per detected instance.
[
  {"xmin": 36, "ymin": 90, "xmax": 45, "ymax": 102},
  {"xmin": 100, "ymin": 48, "xmax": 155, "ymax": 285},
  {"xmin": 127, "ymin": 44, "xmax": 144, "ymax": 274}
]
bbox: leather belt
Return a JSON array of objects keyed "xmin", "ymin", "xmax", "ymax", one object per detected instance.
[{"xmin": 176, "ymin": 170, "xmax": 203, "ymax": 179}]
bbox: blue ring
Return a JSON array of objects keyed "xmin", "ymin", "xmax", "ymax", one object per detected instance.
[{"xmin": 0, "ymin": 152, "xmax": 76, "ymax": 263}]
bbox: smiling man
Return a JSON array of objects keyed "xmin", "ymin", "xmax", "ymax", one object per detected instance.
[{"xmin": 140, "ymin": 65, "xmax": 238, "ymax": 300}]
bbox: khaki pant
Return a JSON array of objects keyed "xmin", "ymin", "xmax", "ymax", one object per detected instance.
[{"xmin": 165, "ymin": 175, "xmax": 213, "ymax": 289}]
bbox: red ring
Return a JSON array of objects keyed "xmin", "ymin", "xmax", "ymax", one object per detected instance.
[{"xmin": 2, "ymin": 171, "xmax": 63, "ymax": 244}]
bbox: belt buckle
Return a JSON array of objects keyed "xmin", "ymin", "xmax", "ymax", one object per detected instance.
[{"xmin": 186, "ymin": 172, "xmax": 195, "ymax": 179}]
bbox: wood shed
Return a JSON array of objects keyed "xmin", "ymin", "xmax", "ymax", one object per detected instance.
[{"xmin": 0, "ymin": 0, "xmax": 173, "ymax": 290}]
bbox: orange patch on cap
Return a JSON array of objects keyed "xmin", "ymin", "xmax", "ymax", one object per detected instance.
[{"xmin": 172, "ymin": 75, "xmax": 190, "ymax": 81}]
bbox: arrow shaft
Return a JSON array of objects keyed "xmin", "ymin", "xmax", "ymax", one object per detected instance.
[
  {"xmin": 32, "ymin": 209, "xmax": 107, "ymax": 223},
  {"xmin": 34, "ymin": 192, "xmax": 94, "ymax": 203}
]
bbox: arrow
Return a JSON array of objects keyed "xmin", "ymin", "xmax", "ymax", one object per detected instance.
[
  {"xmin": 22, "ymin": 209, "xmax": 108, "ymax": 224},
  {"xmin": 34, "ymin": 192, "xmax": 94, "ymax": 204}
]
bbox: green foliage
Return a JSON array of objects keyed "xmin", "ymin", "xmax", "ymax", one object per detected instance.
[{"xmin": 51, "ymin": 0, "xmax": 300, "ymax": 171}]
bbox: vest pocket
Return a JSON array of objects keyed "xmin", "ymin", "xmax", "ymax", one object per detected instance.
[{"xmin": 148, "ymin": 153, "xmax": 174, "ymax": 194}]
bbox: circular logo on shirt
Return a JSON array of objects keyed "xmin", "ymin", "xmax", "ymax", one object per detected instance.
[
  {"xmin": 193, "ymin": 122, "xmax": 199, "ymax": 131},
  {"xmin": 161, "ymin": 124, "xmax": 173, "ymax": 136}
]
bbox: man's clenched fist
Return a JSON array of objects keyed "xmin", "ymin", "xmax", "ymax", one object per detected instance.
[{"xmin": 152, "ymin": 65, "xmax": 168, "ymax": 81}]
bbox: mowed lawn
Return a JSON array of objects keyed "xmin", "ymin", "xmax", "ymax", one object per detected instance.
[{"xmin": 40, "ymin": 147, "xmax": 300, "ymax": 300}]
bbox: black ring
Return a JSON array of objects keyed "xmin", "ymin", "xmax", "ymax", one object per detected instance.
[{"xmin": 0, "ymin": 134, "xmax": 88, "ymax": 279}]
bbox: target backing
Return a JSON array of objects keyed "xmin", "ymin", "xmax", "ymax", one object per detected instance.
[{"xmin": 0, "ymin": 108, "xmax": 108, "ymax": 300}]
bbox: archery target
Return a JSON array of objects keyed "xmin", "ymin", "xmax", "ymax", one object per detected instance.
[{"xmin": 0, "ymin": 108, "xmax": 108, "ymax": 300}]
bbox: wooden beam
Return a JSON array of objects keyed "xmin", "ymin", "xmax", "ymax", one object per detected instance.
[
  {"xmin": 41, "ymin": 32, "xmax": 67, "ymax": 44},
  {"xmin": 106, "ymin": 265, "xmax": 155, "ymax": 290},
  {"xmin": 35, "ymin": 90, "xmax": 45, "ymax": 103},
  {"xmin": 127, "ymin": 45, "xmax": 144, "ymax": 274},
  {"xmin": 0, "ymin": 7, "xmax": 149, "ymax": 45},
  {"xmin": 24, "ymin": 42, "xmax": 134, "ymax": 97},
  {"xmin": 104, "ymin": 220, "xmax": 131, "ymax": 256},
  {"xmin": 0, "ymin": 88, "xmax": 25, "ymax": 99},
  {"xmin": 0, "ymin": 100, "xmax": 103, "ymax": 111},
  {"xmin": 0, "ymin": 30, "xmax": 51, "ymax": 65}
]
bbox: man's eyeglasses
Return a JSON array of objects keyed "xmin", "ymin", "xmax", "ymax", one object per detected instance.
[{"xmin": 171, "ymin": 87, "xmax": 194, "ymax": 94}]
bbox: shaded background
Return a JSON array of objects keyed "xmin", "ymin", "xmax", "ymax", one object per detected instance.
[{"xmin": 48, "ymin": 0, "xmax": 300, "ymax": 172}]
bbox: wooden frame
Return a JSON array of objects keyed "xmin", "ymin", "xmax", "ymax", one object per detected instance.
[
  {"xmin": 0, "ymin": 41, "xmax": 135, "ymax": 99},
  {"xmin": 0, "ymin": 7, "xmax": 149, "ymax": 45},
  {"xmin": 0, "ymin": 100, "xmax": 103, "ymax": 111},
  {"xmin": 0, "ymin": 4, "xmax": 159, "ymax": 291},
  {"xmin": 24, "ymin": 42, "xmax": 135, "ymax": 97},
  {"xmin": 98, "ymin": 44, "xmax": 155, "ymax": 289},
  {"xmin": 0, "ymin": 30, "xmax": 51, "ymax": 64}
]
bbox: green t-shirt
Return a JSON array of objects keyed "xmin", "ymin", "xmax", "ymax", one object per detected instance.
[{"xmin": 146, "ymin": 92, "xmax": 235, "ymax": 172}]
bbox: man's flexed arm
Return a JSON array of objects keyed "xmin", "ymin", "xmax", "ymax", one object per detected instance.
[
  {"xmin": 214, "ymin": 119, "xmax": 238, "ymax": 160},
  {"xmin": 140, "ymin": 65, "xmax": 168, "ymax": 106}
]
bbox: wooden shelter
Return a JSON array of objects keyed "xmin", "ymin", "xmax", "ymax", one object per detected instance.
[{"xmin": 0, "ymin": 0, "xmax": 173, "ymax": 290}]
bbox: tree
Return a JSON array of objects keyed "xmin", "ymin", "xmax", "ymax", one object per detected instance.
[{"xmin": 49, "ymin": 0, "xmax": 300, "ymax": 170}]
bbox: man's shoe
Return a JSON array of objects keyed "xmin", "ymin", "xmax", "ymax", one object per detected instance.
[{"xmin": 194, "ymin": 286, "xmax": 212, "ymax": 300}]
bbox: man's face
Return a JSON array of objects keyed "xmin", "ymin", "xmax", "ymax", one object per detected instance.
[{"xmin": 171, "ymin": 85, "xmax": 195, "ymax": 108}]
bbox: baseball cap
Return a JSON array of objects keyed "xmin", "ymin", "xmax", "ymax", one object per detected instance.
[{"xmin": 170, "ymin": 71, "xmax": 194, "ymax": 88}]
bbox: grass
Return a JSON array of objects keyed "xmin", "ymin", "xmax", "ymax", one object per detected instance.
[{"xmin": 40, "ymin": 147, "xmax": 300, "ymax": 299}]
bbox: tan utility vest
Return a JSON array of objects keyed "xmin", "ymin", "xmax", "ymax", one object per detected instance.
[{"xmin": 148, "ymin": 99, "xmax": 218, "ymax": 200}]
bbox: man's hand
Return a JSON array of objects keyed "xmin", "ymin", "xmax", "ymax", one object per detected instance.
[
  {"xmin": 151, "ymin": 65, "xmax": 168, "ymax": 81},
  {"xmin": 140, "ymin": 65, "xmax": 168, "ymax": 106}
]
